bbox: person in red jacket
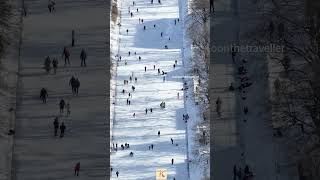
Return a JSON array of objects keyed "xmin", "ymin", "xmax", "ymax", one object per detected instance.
[{"xmin": 74, "ymin": 162, "xmax": 80, "ymax": 176}]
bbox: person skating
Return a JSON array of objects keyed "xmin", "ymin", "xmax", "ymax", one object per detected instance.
[
  {"xmin": 163, "ymin": 76, "xmax": 165, "ymax": 82},
  {"xmin": 62, "ymin": 46, "xmax": 70, "ymax": 65},
  {"xmin": 129, "ymin": 151, "xmax": 134, "ymax": 157},
  {"xmin": 151, "ymin": 144, "xmax": 154, "ymax": 150},
  {"xmin": 143, "ymin": 26, "xmax": 146, "ymax": 30},
  {"xmin": 154, "ymin": 24, "xmax": 156, "ymax": 28},
  {"xmin": 177, "ymin": 92, "xmax": 179, "ymax": 99},
  {"xmin": 244, "ymin": 106, "xmax": 248, "ymax": 114},
  {"xmin": 132, "ymin": 85, "xmax": 135, "ymax": 91},
  {"xmin": 175, "ymin": 60, "xmax": 177, "ymax": 64},
  {"xmin": 171, "ymin": 138, "xmax": 173, "ymax": 144},
  {"xmin": 158, "ymin": 130, "xmax": 160, "ymax": 136},
  {"xmin": 59, "ymin": 99, "xmax": 66, "ymax": 114},
  {"xmin": 174, "ymin": 19, "xmax": 176, "ymax": 25},
  {"xmin": 129, "ymin": 76, "xmax": 132, "ymax": 82},
  {"xmin": 135, "ymin": 77, "xmax": 137, "ymax": 82},
  {"xmin": 40, "ymin": 88, "xmax": 48, "ymax": 103},
  {"xmin": 130, "ymin": 12, "xmax": 133, "ymax": 17},
  {"xmin": 80, "ymin": 49, "xmax": 87, "ymax": 67},
  {"xmin": 53, "ymin": 117, "xmax": 59, "ymax": 136},
  {"xmin": 136, "ymin": 8, "xmax": 138, "ymax": 12},
  {"xmin": 150, "ymin": 108, "xmax": 152, "ymax": 112},
  {"xmin": 158, "ymin": 68, "xmax": 160, "ymax": 74},
  {"xmin": 75, "ymin": 78, "xmax": 80, "ymax": 95},
  {"xmin": 60, "ymin": 122, "xmax": 66, "ymax": 138},
  {"xmin": 158, "ymin": 0, "xmax": 161, "ymax": 4},
  {"xmin": 151, "ymin": 0, "xmax": 153, "ymax": 4},
  {"xmin": 116, "ymin": 171, "xmax": 119, "ymax": 177},
  {"xmin": 153, "ymin": 65, "xmax": 156, "ymax": 69},
  {"xmin": 128, "ymin": 51, "xmax": 131, "ymax": 56},
  {"xmin": 138, "ymin": 56, "xmax": 141, "ymax": 61},
  {"xmin": 133, "ymin": 113, "xmax": 136, "ymax": 117},
  {"xmin": 144, "ymin": 66, "xmax": 147, "ymax": 72},
  {"xmin": 145, "ymin": 108, "xmax": 148, "ymax": 114},
  {"xmin": 66, "ymin": 102, "xmax": 71, "ymax": 116},
  {"xmin": 69, "ymin": 76, "xmax": 76, "ymax": 94},
  {"xmin": 44, "ymin": 56, "xmax": 51, "ymax": 73},
  {"xmin": 173, "ymin": 64, "xmax": 176, "ymax": 68},
  {"xmin": 171, "ymin": 158, "xmax": 174, "ymax": 165},
  {"xmin": 74, "ymin": 162, "xmax": 80, "ymax": 176},
  {"xmin": 126, "ymin": 29, "xmax": 129, "ymax": 35},
  {"xmin": 141, "ymin": 19, "xmax": 144, "ymax": 23},
  {"xmin": 161, "ymin": 32, "xmax": 163, "ymax": 37},
  {"xmin": 52, "ymin": 57, "xmax": 58, "ymax": 74},
  {"xmin": 71, "ymin": 30, "xmax": 75, "ymax": 47},
  {"xmin": 48, "ymin": 0, "xmax": 54, "ymax": 13},
  {"xmin": 132, "ymin": 1, "xmax": 135, "ymax": 6}
]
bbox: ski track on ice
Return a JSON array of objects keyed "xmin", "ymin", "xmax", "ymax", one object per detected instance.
[{"xmin": 111, "ymin": 0, "xmax": 189, "ymax": 179}]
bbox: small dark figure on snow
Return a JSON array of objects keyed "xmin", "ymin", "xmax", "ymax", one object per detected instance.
[
  {"xmin": 60, "ymin": 122, "xmax": 66, "ymax": 138},
  {"xmin": 229, "ymin": 83, "xmax": 234, "ymax": 91},
  {"xmin": 52, "ymin": 58, "xmax": 58, "ymax": 74},
  {"xmin": 53, "ymin": 117, "xmax": 59, "ymax": 136},
  {"xmin": 135, "ymin": 77, "xmax": 137, "ymax": 82},
  {"xmin": 44, "ymin": 56, "xmax": 51, "ymax": 73},
  {"xmin": 158, "ymin": 131, "xmax": 160, "ymax": 136},
  {"xmin": 144, "ymin": 66, "xmax": 147, "ymax": 72},
  {"xmin": 69, "ymin": 76, "xmax": 76, "ymax": 94},
  {"xmin": 151, "ymin": 144, "xmax": 154, "ymax": 149},
  {"xmin": 145, "ymin": 108, "xmax": 148, "ymax": 114},
  {"xmin": 161, "ymin": 32, "xmax": 163, "ymax": 37},
  {"xmin": 171, "ymin": 158, "xmax": 174, "ymax": 165},
  {"xmin": 130, "ymin": 12, "xmax": 133, "ymax": 17},
  {"xmin": 80, "ymin": 49, "xmax": 87, "ymax": 67},
  {"xmin": 132, "ymin": 86, "xmax": 135, "ymax": 91},
  {"xmin": 40, "ymin": 88, "xmax": 48, "ymax": 103},
  {"xmin": 158, "ymin": 69, "xmax": 160, "ymax": 74},
  {"xmin": 141, "ymin": 19, "xmax": 144, "ymax": 23},
  {"xmin": 62, "ymin": 47, "xmax": 70, "ymax": 65},
  {"xmin": 74, "ymin": 162, "xmax": 80, "ymax": 176},
  {"xmin": 174, "ymin": 19, "xmax": 176, "ymax": 25},
  {"xmin": 74, "ymin": 78, "xmax": 80, "ymax": 95},
  {"xmin": 71, "ymin": 30, "xmax": 75, "ymax": 47},
  {"xmin": 129, "ymin": 152, "xmax": 134, "ymax": 157},
  {"xmin": 244, "ymin": 106, "xmax": 248, "ymax": 114},
  {"xmin": 158, "ymin": 0, "xmax": 161, "ymax": 4},
  {"xmin": 126, "ymin": 29, "xmax": 129, "ymax": 35},
  {"xmin": 171, "ymin": 138, "xmax": 173, "ymax": 144},
  {"xmin": 129, "ymin": 51, "xmax": 131, "ymax": 56},
  {"xmin": 144, "ymin": 26, "xmax": 146, "ymax": 30},
  {"xmin": 150, "ymin": 108, "xmax": 152, "ymax": 112},
  {"xmin": 122, "ymin": 89, "xmax": 125, "ymax": 94},
  {"xmin": 139, "ymin": 56, "xmax": 141, "ymax": 61},
  {"xmin": 154, "ymin": 65, "xmax": 156, "ymax": 69},
  {"xmin": 137, "ymin": 8, "xmax": 138, "ymax": 12},
  {"xmin": 133, "ymin": 113, "xmax": 136, "ymax": 117},
  {"xmin": 154, "ymin": 24, "xmax": 156, "ymax": 28},
  {"xmin": 116, "ymin": 171, "xmax": 119, "ymax": 177},
  {"xmin": 59, "ymin": 99, "xmax": 66, "ymax": 114}
]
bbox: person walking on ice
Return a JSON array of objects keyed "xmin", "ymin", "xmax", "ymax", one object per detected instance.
[
  {"xmin": 75, "ymin": 78, "xmax": 80, "ymax": 95},
  {"xmin": 144, "ymin": 66, "xmax": 147, "ymax": 72},
  {"xmin": 53, "ymin": 117, "xmax": 59, "ymax": 136},
  {"xmin": 158, "ymin": 131, "xmax": 160, "ymax": 136},
  {"xmin": 145, "ymin": 108, "xmax": 148, "ymax": 114},
  {"xmin": 80, "ymin": 49, "xmax": 87, "ymax": 67},
  {"xmin": 69, "ymin": 76, "xmax": 76, "ymax": 94},
  {"xmin": 44, "ymin": 56, "xmax": 51, "ymax": 73},
  {"xmin": 144, "ymin": 26, "xmax": 146, "ymax": 30},
  {"xmin": 62, "ymin": 46, "xmax": 70, "ymax": 65},
  {"xmin": 74, "ymin": 162, "xmax": 80, "ymax": 176},
  {"xmin": 59, "ymin": 122, "xmax": 66, "ymax": 138},
  {"xmin": 66, "ymin": 102, "xmax": 71, "ymax": 116},
  {"xmin": 71, "ymin": 30, "xmax": 75, "ymax": 47},
  {"xmin": 116, "ymin": 171, "xmax": 119, "ymax": 177},
  {"xmin": 59, "ymin": 99, "xmax": 66, "ymax": 114},
  {"xmin": 40, "ymin": 88, "xmax": 48, "ymax": 103},
  {"xmin": 171, "ymin": 158, "xmax": 174, "ymax": 165},
  {"xmin": 126, "ymin": 29, "xmax": 129, "ymax": 35},
  {"xmin": 171, "ymin": 138, "xmax": 173, "ymax": 144},
  {"xmin": 52, "ymin": 57, "xmax": 58, "ymax": 74}
]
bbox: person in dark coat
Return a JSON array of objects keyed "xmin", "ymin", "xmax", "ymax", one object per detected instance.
[
  {"xmin": 40, "ymin": 88, "xmax": 48, "ymax": 103},
  {"xmin": 62, "ymin": 46, "xmax": 70, "ymax": 65},
  {"xmin": 60, "ymin": 122, "xmax": 66, "ymax": 138},
  {"xmin": 116, "ymin": 171, "xmax": 119, "ymax": 177},
  {"xmin": 75, "ymin": 78, "xmax": 80, "ymax": 95},
  {"xmin": 69, "ymin": 76, "xmax": 76, "ymax": 94},
  {"xmin": 171, "ymin": 158, "xmax": 174, "ymax": 165},
  {"xmin": 74, "ymin": 162, "xmax": 80, "ymax": 176},
  {"xmin": 52, "ymin": 58, "xmax": 58, "ymax": 74},
  {"xmin": 53, "ymin": 117, "xmax": 59, "ymax": 136},
  {"xmin": 59, "ymin": 99, "xmax": 66, "ymax": 114},
  {"xmin": 158, "ymin": 131, "xmax": 160, "ymax": 136},
  {"xmin": 80, "ymin": 49, "xmax": 87, "ymax": 67}
]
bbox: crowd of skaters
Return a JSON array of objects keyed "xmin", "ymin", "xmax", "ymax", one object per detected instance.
[
  {"xmin": 112, "ymin": 0, "xmax": 186, "ymax": 179},
  {"xmin": 33, "ymin": 1, "xmax": 94, "ymax": 176}
]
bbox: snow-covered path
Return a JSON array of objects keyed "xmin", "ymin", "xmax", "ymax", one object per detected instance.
[
  {"xmin": 13, "ymin": 1, "xmax": 108, "ymax": 179},
  {"xmin": 111, "ymin": 0, "xmax": 188, "ymax": 179}
]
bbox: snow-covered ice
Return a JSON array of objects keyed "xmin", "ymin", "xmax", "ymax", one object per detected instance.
[{"xmin": 110, "ymin": 0, "xmax": 191, "ymax": 179}]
